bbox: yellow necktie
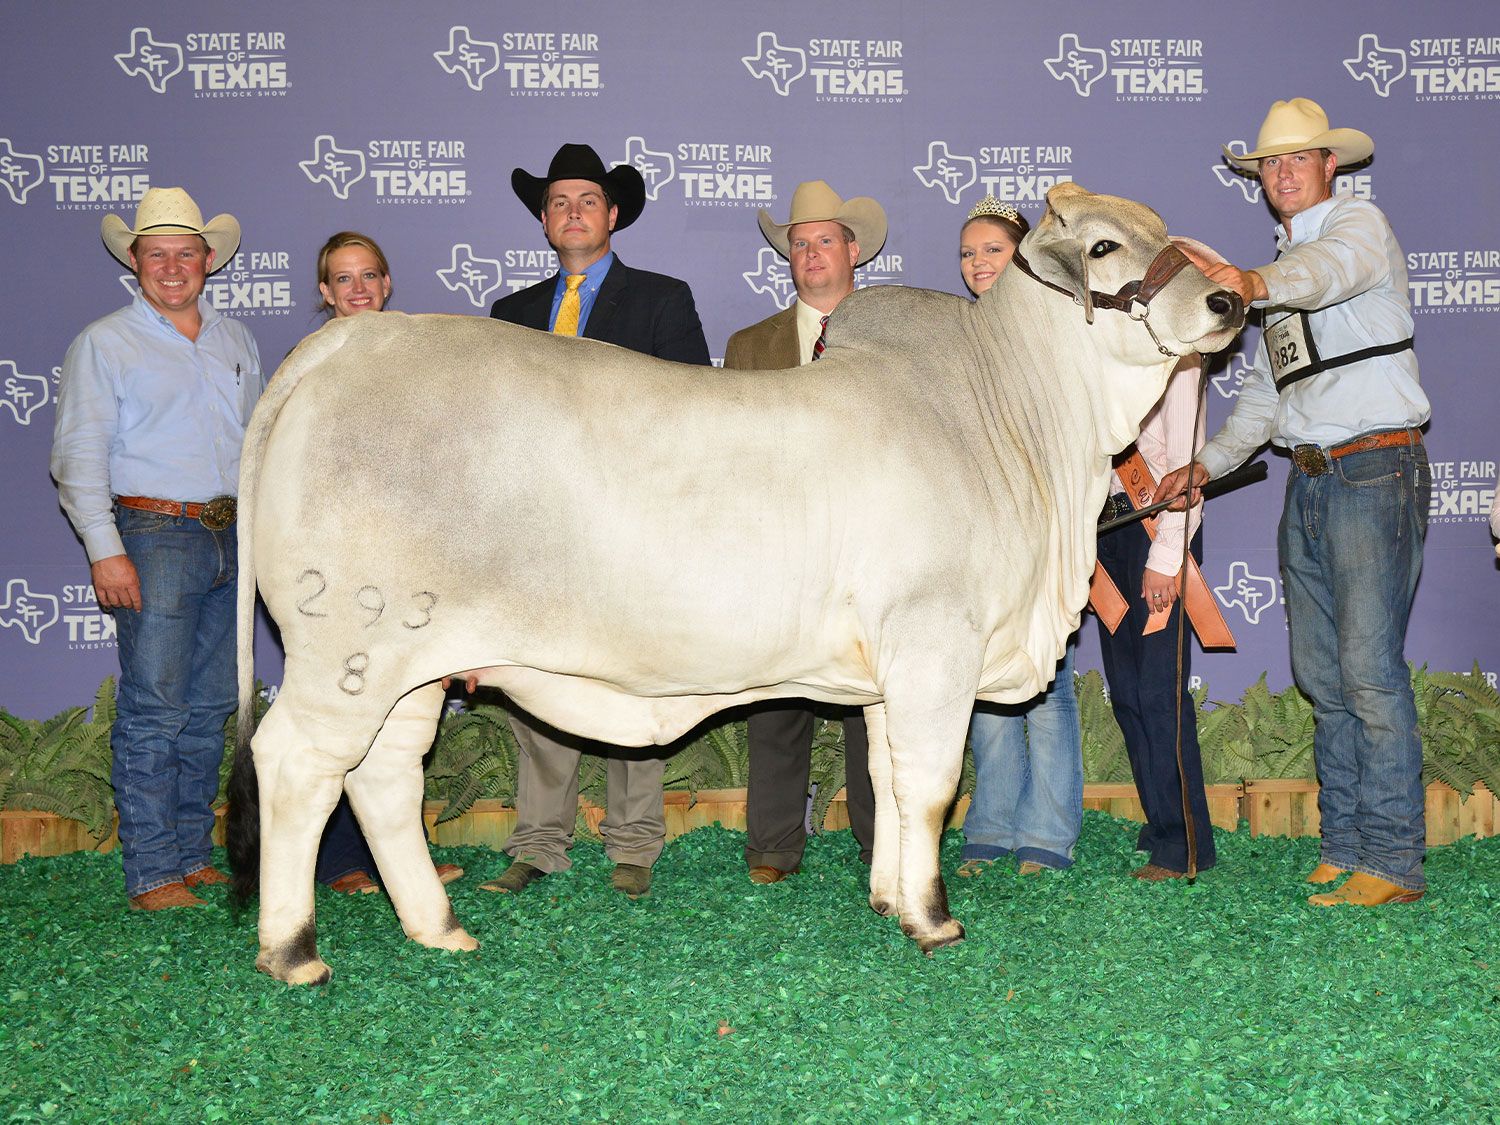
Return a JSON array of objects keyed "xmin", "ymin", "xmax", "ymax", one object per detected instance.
[{"xmin": 553, "ymin": 273, "xmax": 586, "ymax": 336}]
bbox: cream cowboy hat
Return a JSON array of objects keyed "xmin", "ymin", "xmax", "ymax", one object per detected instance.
[
  {"xmin": 758, "ymin": 180, "xmax": 887, "ymax": 266},
  {"xmin": 1222, "ymin": 98, "xmax": 1373, "ymax": 172},
  {"xmin": 101, "ymin": 187, "xmax": 241, "ymax": 269}
]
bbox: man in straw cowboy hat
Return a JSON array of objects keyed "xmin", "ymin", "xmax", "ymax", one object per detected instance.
[
  {"xmin": 722, "ymin": 180, "xmax": 887, "ymax": 884},
  {"xmin": 51, "ymin": 187, "xmax": 265, "ymax": 910},
  {"xmin": 483, "ymin": 143, "xmax": 709, "ymax": 900},
  {"xmin": 1157, "ymin": 98, "xmax": 1431, "ymax": 907}
]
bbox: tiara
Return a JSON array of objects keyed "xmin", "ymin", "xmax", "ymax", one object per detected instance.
[{"xmin": 966, "ymin": 195, "xmax": 1022, "ymax": 223}]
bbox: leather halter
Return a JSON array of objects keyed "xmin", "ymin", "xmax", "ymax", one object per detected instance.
[{"xmin": 1009, "ymin": 242, "xmax": 1196, "ymax": 357}]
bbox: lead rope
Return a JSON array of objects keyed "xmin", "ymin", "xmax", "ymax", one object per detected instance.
[{"xmin": 1173, "ymin": 355, "xmax": 1213, "ymax": 879}]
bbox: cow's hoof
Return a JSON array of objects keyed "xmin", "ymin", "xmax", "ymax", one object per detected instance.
[
  {"xmin": 916, "ymin": 920, "xmax": 966, "ymax": 956},
  {"xmin": 414, "ymin": 927, "xmax": 479, "ymax": 953},
  {"xmin": 256, "ymin": 950, "xmax": 332, "ymax": 986},
  {"xmin": 869, "ymin": 894, "xmax": 897, "ymax": 918}
]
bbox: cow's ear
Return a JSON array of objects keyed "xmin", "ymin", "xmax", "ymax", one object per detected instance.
[{"xmin": 1021, "ymin": 231, "xmax": 1095, "ymax": 324}]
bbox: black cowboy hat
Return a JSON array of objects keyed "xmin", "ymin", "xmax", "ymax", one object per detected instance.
[{"xmin": 511, "ymin": 143, "xmax": 646, "ymax": 231}]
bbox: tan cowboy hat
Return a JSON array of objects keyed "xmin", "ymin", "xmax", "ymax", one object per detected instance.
[
  {"xmin": 101, "ymin": 187, "xmax": 241, "ymax": 269},
  {"xmin": 758, "ymin": 180, "xmax": 887, "ymax": 265},
  {"xmin": 1223, "ymin": 98, "xmax": 1373, "ymax": 172}
]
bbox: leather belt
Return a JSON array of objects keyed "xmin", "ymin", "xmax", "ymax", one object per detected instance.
[
  {"xmin": 1291, "ymin": 428, "xmax": 1422, "ymax": 477},
  {"xmin": 116, "ymin": 494, "xmax": 238, "ymax": 530},
  {"xmin": 1098, "ymin": 493, "xmax": 1134, "ymax": 525}
]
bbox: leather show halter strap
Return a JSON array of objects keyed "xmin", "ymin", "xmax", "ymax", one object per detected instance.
[
  {"xmin": 1087, "ymin": 450, "xmax": 1235, "ymax": 650},
  {"xmin": 1009, "ymin": 242, "xmax": 1195, "ymax": 357}
]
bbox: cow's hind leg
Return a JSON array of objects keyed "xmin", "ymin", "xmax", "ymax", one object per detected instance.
[
  {"xmin": 864, "ymin": 703, "xmax": 900, "ymax": 918},
  {"xmin": 344, "ymin": 683, "xmax": 478, "ymax": 955},
  {"xmin": 251, "ymin": 691, "xmax": 378, "ymax": 985}
]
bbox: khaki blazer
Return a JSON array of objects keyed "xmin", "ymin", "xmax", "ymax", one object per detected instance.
[{"xmin": 723, "ymin": 305, "xmax": 800, "ymax": 371}]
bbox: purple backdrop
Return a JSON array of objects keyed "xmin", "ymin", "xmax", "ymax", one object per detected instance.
[{"xmin": 3, "ymin": 1, "xmax": 1497, "ymax": 718}]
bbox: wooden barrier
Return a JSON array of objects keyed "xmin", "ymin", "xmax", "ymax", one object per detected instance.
[{"xmin": 5, "ymin": 782, "xmax": 1496, "ymax": 862}]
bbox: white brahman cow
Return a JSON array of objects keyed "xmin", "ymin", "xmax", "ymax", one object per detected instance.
[{"xmin": 229, "ymin": 183, "xmax": 1242, "ymax": 984}]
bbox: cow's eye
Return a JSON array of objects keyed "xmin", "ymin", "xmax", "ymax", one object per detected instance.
[{"xmin": 1088, "ymin": 240, "xmax": 1120, "ymax": 258}]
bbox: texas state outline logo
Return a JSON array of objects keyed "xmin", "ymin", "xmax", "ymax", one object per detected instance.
[
  {"xmin": 0, "ymin": 360, "xmax": 53, "ymax": 424},
  {"xmin": 1343, "ymin": 34, "xmax": 1407, "ymax": 98},
  {"xmin": 742, "ymin": 32, "xmax": 806, "ymax": 96},
  {"xmin": 1213, "ymin": 562, "xmax": 1280, "ymax": 626},
  {"xmin": 912, "ymin": 142, "xmax": 977, "ymax": 206},
  {"xmin": 0, "ymin": 139, "xmax": 45, "ymax": 204},
  {"xmin": 299, "ymin": 136, "xmax": 366, "ymax": 200},
  {"xmin": 1044, "ymin": 34, "xmax": 1108, "ymax": 97},
  {"xmin": 437, "ymin": 245, "xmax": 504, "ymax": 308},
  {"xmin": 615, "ymin": 137, "xmax": 675, "ymax": 201},
  {"xmin": 434, "ymin": 26, "xmax": 501, "ymax": 92},
  {"xmin": 114, "ymin": 28, "xmax": 184, "ymax": 93},
  {"xmin": 0, "ymin": 578, "xmax": 60, "ymax": 644},
  {"xmin": 743, "ymin": 247, "xmax": 797, "ymax": 310}
]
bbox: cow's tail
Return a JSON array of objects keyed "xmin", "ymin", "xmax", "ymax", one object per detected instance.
[{"xmin": 228, "ymin": 321, "xmax": 355, "ymax": 910}]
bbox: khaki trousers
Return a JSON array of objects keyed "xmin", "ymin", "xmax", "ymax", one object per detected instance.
[{"xmin": 504, "ymin": 713, "xmax": 666, "ymax": 872}]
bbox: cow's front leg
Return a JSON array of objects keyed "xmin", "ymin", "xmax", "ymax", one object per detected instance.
[
  {"xmin": 863, "ymin": 703, "xmax": 900, "ymax": 918},
  {"xmin": 345, "ymin": 683, "xmax": 478, "ymax": 955},
  {"xmin": 881, "ymin": 672, "xmax": 973, "ymax": 954},
  {"xmin": 252, "ymin": 696, "xmax": 357, "ymax": 986}
]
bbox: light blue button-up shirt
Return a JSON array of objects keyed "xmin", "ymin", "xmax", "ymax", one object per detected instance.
[
  {"xmin": 547, "ymin": 251, "xmax": 614, "ymax": 335},
  {"xmin": 1198, "ymin": 192, "xmax": 1430, "ymax": 478},
  {"xmin": 50, "ymin": 292, "xmax": 264, "ymax": 562}
]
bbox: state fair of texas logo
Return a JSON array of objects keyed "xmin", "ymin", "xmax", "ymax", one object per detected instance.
[
  {"xmin": 1, "ymin": 360, "xmax": 54, "ymax": 425},
  {"xmin": 114, "ymin": 28, "xmax": 184, "ymax": 93},
  {"xmin": 1210, "ymin": 353, "xmax": 1256, "ymax": 401},
  {"xmin": 437, "ymin": 245, "xmax": 504, "ymax": 308},
  {"xmin": 1213, "ymin": 145, "xmax": 1263, "ymax": 205},
  {"xmin": 299, "ymin": 136, "xmax": 366, "ymax": 200},
  {"xmin": 742, "ymin": 247, "xmax": 797, "ymax": 310},
  {"xmin": 912, "ymin": 142, "xmax": 976, "ymax": 206},
  {"xmin": 0, "ymin": 578, "xmax": 59, "ymax": 644},
  {"xmin": 1343, "ymin": 34, "xmax": 1407, "ymax": 97},
  {"xmin": 742, "ymin": 32, "xmax": 806, "ymax": 96},
  {"xmin": 434, "ymin": 26, "xmax": 500, "ymax": 91},
  {"xmin": 1345, "ymin": 33, "xmax": 1500, "ymax": 100},
  {"xmin": 0, "ymin": 139, "xmax": 46, "ymax": 204},
  {"xmin": 1213, "ymin": 562, "xmax": 1279, "ymax": 626},
  {"xmin": 615, "ymin": 137, "xmax": 674, "ymax": 201},
  {"xmin": 1044, "ymin": 34, "xmax": 1107, "ymax": 96}
]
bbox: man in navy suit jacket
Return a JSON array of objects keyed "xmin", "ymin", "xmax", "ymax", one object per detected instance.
[{"xmin": 484, "ymin": 143, "xmax": 709, "ymax": 899}]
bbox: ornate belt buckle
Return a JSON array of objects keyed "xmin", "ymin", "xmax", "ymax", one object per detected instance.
[
  {"xmin": 199, "ymin": 495, "xmax": 237, "ymax": 530},
  {"xmin": 1291, "ymin": 444, "xmax": 1329, "ymax": 477}
]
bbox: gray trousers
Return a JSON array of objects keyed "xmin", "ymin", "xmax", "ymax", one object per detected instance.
[{"xmin": 504, "ymin": 713, "xmax": 666, "ymax": 872}]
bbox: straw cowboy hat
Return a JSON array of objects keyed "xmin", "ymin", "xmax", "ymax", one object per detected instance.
[
  {"xmin": 101, "ymin": 187, "xmax": 240, "ymax": 269},
  {"xmin": 511, "ymin": 142, "xmax": 647, "ymax": 231},
  {"xmin": 758, "ymin": 180, "xmax": 888, "ymax": 266},
  {"xmin": 1223, "ymin": 97, "xmax": 1373, "ymax": 172}
]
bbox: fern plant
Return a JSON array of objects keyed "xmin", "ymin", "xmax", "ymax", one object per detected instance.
[
  {"xmin": 1076, "ymin": 670, "xmax": 1132, "ymax": 783},
  {"xmin": 423, "ymin": 701, "xmax": 520, "ymax": 824},
  {"xmin": 1416, "ymin": 663, "xmax": 1500, "ymax": 799},
  {"xmin": 0, "ymin": 678, "xmax": 117, "ymax": 838}
]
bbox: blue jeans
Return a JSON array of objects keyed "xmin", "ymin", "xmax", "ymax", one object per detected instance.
[
  {"xmin": 110, "ymin": 505, "xmax": 237, "ymax": 896},
  {"xmin": 963, "ymin": 640, "xmax": 1083, "ymax": 869},
  {"xmin": 315, "ymin": 795, "xmax": 378, "ymax": 885},
  {"xmin": 1279, "ymin": 439, "xmax": 1429, "ymax": 891}
]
